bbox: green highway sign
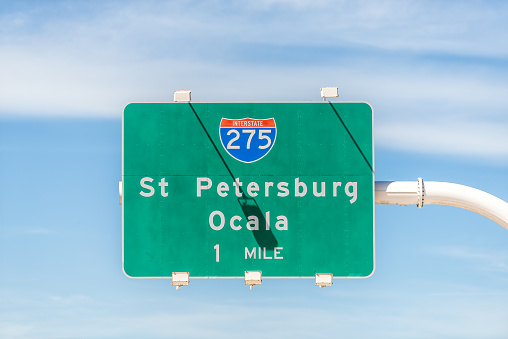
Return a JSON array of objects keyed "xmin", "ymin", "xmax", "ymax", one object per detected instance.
[{"xmin": 122, "ymin": 102, "xmax": 374, "ymax": 278}]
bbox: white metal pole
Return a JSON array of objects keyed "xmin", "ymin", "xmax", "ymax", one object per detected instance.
[{"xmin": 375, "ymin": 179, "xmax": 508, "ymax": 231}]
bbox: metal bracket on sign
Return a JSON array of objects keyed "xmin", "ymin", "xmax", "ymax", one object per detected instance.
[
  {"xmin": 417, "ymin": 177, "xmax": 425, "ymax": 208},
  {"xmin": 174, "ymin": 90, "xmax": 191, "ymax": 102},
  {"xmin": 320, "ymin": 87, "xmax": 339, "ymax": 101},
  {"xmin": 315, "ymin": 273, "xmax": 333, "ymax": 288},
  {"xmin": 119, "ymin": 181, "xmax": 123, "ymax": 205},
  {"xmin": 172, "ymin": 272, "xmax": 190, "ymax": 291},
  {"xmin": 245, "ymin": 271, "xmax": 262, "ymax": 290}
]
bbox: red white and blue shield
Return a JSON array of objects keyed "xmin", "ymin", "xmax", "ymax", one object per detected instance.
[{"xmin": 219, "ymin": 118, "xmax": 276, "ymax": 163}]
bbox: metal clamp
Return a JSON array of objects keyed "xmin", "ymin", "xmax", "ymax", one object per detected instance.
[
  {"xmin": 417, "ymin": 177, "xmax": 425, "ymax": 208},
  {"xmin": 245, "ymin": 271, "xmax": 262, "ymax": 290},
  {"xmin": 315, "ymin": 273, "xmax": 333, "ymax": 288},
  {"xmin": 172, "ymin": 272, "xmax": 190, "ymax": 291},
  {"xmin": 320, "ymin": 87, "xmax": 339, "ymax": 101},
  {"xmin": 119, "ymin": 181, "xmax": 123, "ymax": 205},
  {"xmin": 174, "ymin": 90, "xmax": 191, "ymax": 102}
]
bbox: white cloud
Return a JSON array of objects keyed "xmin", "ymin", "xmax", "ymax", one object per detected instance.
[
  {"xmin": 0, "ymin": 0, "xmax": 507, "ymax": 163},
  {"xmin": 376, "ymin": 120, "xmax": 508, "ymax": 160},
  {"xmin": 0, "ymin": 322, "xmax": 36, "ymax": 339},
  {"xmin": 23, "ymin": 228, "xmax": 56, "ymax": 235},
  {"xmin": 2, "ymin": 289, "xmax": 508, "ymax": 339},
  {"xmin": 426, "ymin": 245, "xmax": 508, "ymax": 273},
  {"xmin": 0, "ymin": 225, "xmax": 58, "ymax": 235},
  {"xmin": 47, "ymin": 294, "xmax": 95, "ymax": 304}
]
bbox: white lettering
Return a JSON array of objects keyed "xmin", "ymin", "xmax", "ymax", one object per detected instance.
[
  {"xmin": 274, "ymin": 247, "xmax": 283, "ymax": 259},
  {"xmin": 211, "ymin": 212, "xmax": 287, "ymax": 231},
  {"xmin": 234, "ymin": 120, "xmax": 263, "ymax": 127},
  {"xmin": 275, "ymin": 216, "xmax": 288, "ymax": 230},
  {"xmin": 196, "ymin": 178, "xmax": 360, "ymax": 202},
  {"xmin": 265, "ymin": 182, "xmax": 274, "ymax": 197},
  {"xmin": 214, "ymin": 244, "xmax": 219, "ymax": 262},
  {"xmin": 197, "ymin": 177, "xmax": 212, "ymax": 197},
  {"xmin": 345, "ymin": 182, "xmax": 357, "ymax": 204},
  {"xmin": 243, "ymin": 130, "xmax": 255, "ymax": 149},
  {"xmin": 245, "ymin": 247, "xmax": 256, "ymax": 259},
  {"xmin": 295, "ymin": 178, "xmax": 307, "ymax": 197},
  {"xmin": 230, "ymin": 215, "xmax": 242, "ymax": 230},
  {"xmin": 246, "ymin": 216, "xmax": 259, "ymax": 230},
  {"xmin": 313, "ymin": 182, "xmax": 325, "ymax": 197},
  {"xmin": 217, "ymin": 182, "xmax": 229, "ymax": 197},
  {"xmin": 263, "ymin": 247, "xmax": 272, "ymax": 259},
  {"xmin": 245, "ymin": 247, "xmax": 283, "ymax": 260},
  {"xmin": 233, "ymin": 178, "xmax": 243, "ymax": 197},
  {"xmin": 333, "ymin": 182, "xmax": 342, "ymax": 197},
  {"xmin": 247, "ymin": 182, "xmax": 259, "ymax": 197},
  {"xmin": 277, "ymin": 182, "xmax": 289, "ymax": 197},
  {"xmin": 159, "ymin": 178, "xmax": 168, "ymax": 197},
  {"xmin": 139, "ymin": 177, "xmax": 154, "ymax": 197},
  {"xmin": 209, "ymin": 211, "xmax": 225, "ymax": 230}
]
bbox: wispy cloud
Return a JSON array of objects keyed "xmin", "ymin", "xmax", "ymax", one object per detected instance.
[
  {"xmin": 2, "ymin": 288, "xmax": 508, "ymax": 339},
  {"xmin": 22, "ymin": 228, "xmax": 57, "ymax": 235},
  {"xmin": 47, "ymin": 294, "xmax": 94, "ymax": 304},
  {"xmin": 377, "ymin": 120, "xmax": 508, "ymax": 160},
  {"xmin": 426, "ymin": 245, "xmax": 508, "ymax": 273},
  {"xmin": 0, "ymin": 0, "xmax": 506, "ymax": 162},
  {"xmin": 0, "ymin": 226, "xmax": 57, "ymax": 235},
  {"xmin": 0, "ymin": 322, "xmax": 35, "ymax": 339}
]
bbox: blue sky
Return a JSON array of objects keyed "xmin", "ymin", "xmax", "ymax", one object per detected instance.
[{"xmin": 1, "ymin": 1, "xmax": 507, "ymax": 338}]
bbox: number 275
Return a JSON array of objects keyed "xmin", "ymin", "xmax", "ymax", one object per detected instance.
[{"xmin": 226, "ymin": 129, "xmax": 272, "ymax": 150}]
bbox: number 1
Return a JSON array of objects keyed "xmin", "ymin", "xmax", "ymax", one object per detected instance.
[{"xmin": 214, "ymin": 244, "xmax": 219, "ymax": 262}]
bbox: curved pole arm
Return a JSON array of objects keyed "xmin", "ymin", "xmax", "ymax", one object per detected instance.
[{"xmin": 375, "ymin": 179, "xmax": 508, "ymax": 231}]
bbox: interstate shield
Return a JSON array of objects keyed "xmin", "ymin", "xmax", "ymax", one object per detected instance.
[{"xmin": 219, "ymin": 118, "xmax": 276, "ymax": 163}]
